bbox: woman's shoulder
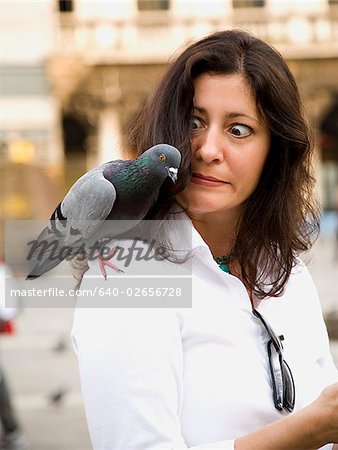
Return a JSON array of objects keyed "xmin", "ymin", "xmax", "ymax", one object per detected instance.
[
  {"xmin": 289, "ymin": 256, "xmax": 316, "ymax": 286},
  {"xmin": 281, "ymin": 256, "xmax": 322, "ymax": 313},
  {"xmin": 72, "ymin": 304, "xmax": 183, "ymax": 368}
]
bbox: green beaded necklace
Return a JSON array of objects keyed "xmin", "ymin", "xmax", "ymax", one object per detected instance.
[{"xmin": 213, "ymin": 254, "xmax": 235, "ymax": 274}]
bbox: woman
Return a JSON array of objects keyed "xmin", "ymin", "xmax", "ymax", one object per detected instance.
[{"xmin": 72, "ymin": 30, "xmax": 338, "ymax": 449}]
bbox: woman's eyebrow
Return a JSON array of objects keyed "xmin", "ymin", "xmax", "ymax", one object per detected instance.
[
  {"xmin": 193, "ymin": 106, "xmax": 206, "ymax": 114},
  {"xmin": 193, "ymin": 106, "xmax": 260, "ymax": 124},
  {"xmin": 226, "ymin": 111, "xmax": 261, "ymax": 124}
]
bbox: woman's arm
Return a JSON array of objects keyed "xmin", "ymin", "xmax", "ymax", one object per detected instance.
[
  {"xmin": 235, "ymin": 382, "xmax": 338, "ymax": 450},
  {"xmin": 72, "ymin": 305, "xmax": 192, "ymax": 449}
]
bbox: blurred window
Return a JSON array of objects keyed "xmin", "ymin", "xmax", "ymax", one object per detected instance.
[
  {"xmin": 58, "ymin": 0, "xmax": 73, "ymax": 12},
  {"xmin": 0, "ymin": 66, "xmax": 49, "ymax": 96},
  {"xmin": 137, "ymin": 0, "xmax": 170, "ymax": 11},
  {"xmin": 233, "ymin": 0, "xmax": 265, "ymax": 7},
  {"xmin": 320, "ymin": 99, "xmax": 338, "ymax": 163},
  {"xmin": 320, "ymin": 99, "xmax": 338, "ymax": 210}
]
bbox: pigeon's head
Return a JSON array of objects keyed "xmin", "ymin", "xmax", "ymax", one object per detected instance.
[{"xmin": 142, "ymin": 144, "xmax": 181, "ymax": 184}]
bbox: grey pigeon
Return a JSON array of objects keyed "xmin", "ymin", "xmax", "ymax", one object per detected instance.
[{"xmin": 26, "ymin": 144, "xmax": 181, "ymax": 280}]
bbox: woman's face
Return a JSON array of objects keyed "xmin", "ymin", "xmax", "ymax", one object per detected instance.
[{"xmin": 176, "ymin": 72, "xmax": 271, "ymax": 219}]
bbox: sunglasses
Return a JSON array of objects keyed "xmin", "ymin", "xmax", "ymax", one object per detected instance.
[{"xmin": 252, "ymin": 309, "xmax": 295, "ymax": 413}]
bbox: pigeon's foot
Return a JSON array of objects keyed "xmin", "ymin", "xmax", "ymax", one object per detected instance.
[
  {"xmin": 99, "ymin": 258, "xmax": 124, "ymax": 280},
  {"xmin": 69, "ymin": 256, "xmax": 89, "ymax": 290},
  {"xmin": 93, "ymin": 248, "xmax": 124, "ymax": 280}
]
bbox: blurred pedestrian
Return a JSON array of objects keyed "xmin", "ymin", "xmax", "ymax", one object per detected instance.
[{"xmin": 0, "ymin": 258, "xmax": 29, "ymax": 450}]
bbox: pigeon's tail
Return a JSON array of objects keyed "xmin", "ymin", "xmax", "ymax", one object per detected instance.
[{"xmin": 25, "ymin": 225, "xmax": 70, "ymax": 280}]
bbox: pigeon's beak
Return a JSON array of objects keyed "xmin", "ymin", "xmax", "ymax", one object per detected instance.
[{"xmin": 167, "ymin": 167, "xmax": 178, "ymax": 183}]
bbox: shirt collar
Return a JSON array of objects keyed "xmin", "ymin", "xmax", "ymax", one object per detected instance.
[{"xmin": 167, "ymin": 202, "xmax": 211, "ymax": 253}]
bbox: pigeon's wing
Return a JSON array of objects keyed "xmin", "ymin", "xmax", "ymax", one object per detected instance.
[{"xmin": 60, "ymin": 164, "xmax": 117, "ymax": 245}]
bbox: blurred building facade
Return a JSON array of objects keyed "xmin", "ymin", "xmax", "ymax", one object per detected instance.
[{"xmin": 1, "ymin": 0, "xmax": 338, "ymax": 234}]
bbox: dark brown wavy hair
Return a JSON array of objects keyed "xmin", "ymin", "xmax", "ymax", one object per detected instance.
[{"xmin": 127, "ymin": 29, "xmax": 320, "ymax": 299}]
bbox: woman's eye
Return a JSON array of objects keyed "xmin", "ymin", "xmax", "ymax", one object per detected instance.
[
  {"xmin": 191, "ymin": 117, "xmax": 203, "ymax": 131},
  {"xmin": 230, "ymin": 124, "xmax": 252, "ymax": 137}
]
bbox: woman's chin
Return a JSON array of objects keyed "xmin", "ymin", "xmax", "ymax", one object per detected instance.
[{"xmin": 176, "ymin": 190, "xmax": 232, "ymax": 215}]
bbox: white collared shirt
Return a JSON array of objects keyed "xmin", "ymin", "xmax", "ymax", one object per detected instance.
[{"xmin": 72, "ymin": 213, "xmax": 338, "ymax": 450}]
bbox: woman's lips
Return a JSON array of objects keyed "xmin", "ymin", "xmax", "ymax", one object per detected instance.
[{"xmin": 191, "ymin": 172, "xmax": 228, "ymax": 187}]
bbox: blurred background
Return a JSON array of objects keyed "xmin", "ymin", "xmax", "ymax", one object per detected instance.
[{"xmin": 0, "ymin": 1, "xmax": 337, "ymax": 449}]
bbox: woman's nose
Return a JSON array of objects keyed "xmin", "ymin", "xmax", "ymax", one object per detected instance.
[{"xmin": 194, "ymin": 126, "xmax": 226, "ymax": 163}]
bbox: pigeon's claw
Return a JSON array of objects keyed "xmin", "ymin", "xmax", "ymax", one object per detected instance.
[
  {"xmin": 98, "ymin": 259, "xmax": 124, "ymax": 280},
  {"xmin": 93, "ymin": 247, "xmax": 124, "ymax": 280}
]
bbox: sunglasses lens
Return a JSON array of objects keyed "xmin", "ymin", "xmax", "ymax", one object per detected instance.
[
  {"xmin": 282, "ymin": 360, "xmax": 295, "ymax": 412},
  {"xmin": 267, "ymin": 340, "xmax": 283, "ymax": 410}
]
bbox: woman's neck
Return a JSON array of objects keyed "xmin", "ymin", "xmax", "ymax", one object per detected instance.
[
  {"xmin": 186, "ymin": 209, "xmax": 240, "ymax": 258},
  {"xmin": 185, "ymin": 207, "xmax": 261, "ymax": 308}
]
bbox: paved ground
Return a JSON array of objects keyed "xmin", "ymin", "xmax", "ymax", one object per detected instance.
[
  {"xmin": 0, "ymin": 233, "xmax": 337, "ymax": 450},
  {"xmin": 0, "ymin": 308, "xmax": 91, "ymax": 450}
]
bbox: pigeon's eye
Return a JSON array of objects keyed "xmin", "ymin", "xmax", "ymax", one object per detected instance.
[{"xmin": 159, "ymin": 154, "xmax": 166, "ymax": 162}]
